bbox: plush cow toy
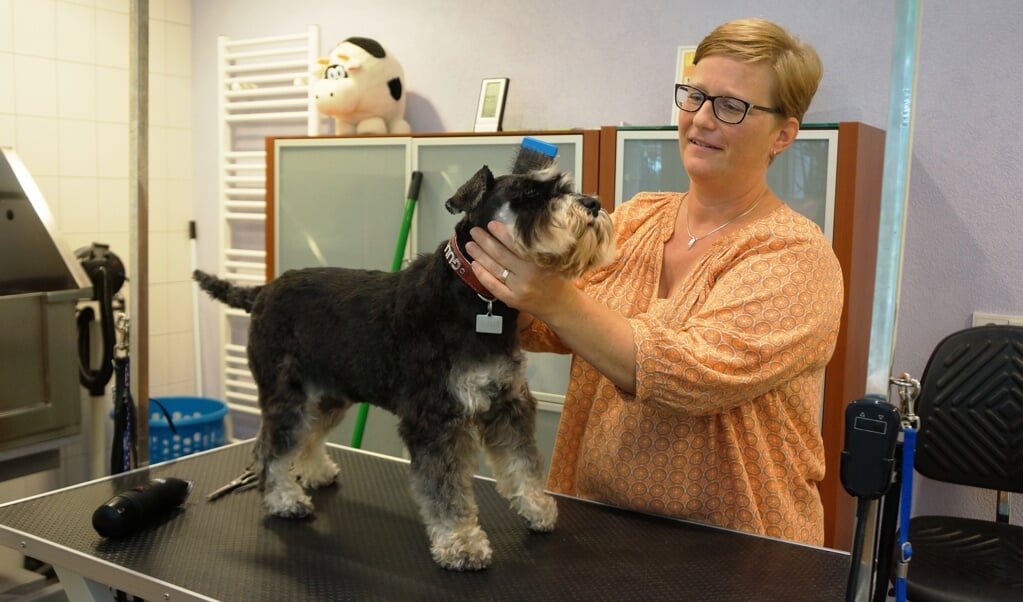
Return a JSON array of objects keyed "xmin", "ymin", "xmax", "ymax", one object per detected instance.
[{"xmin": 312, "ymin": 37, "xmax": 412, "ymax": 135}]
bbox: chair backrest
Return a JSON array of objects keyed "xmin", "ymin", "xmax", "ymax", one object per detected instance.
[{"xmin": 914, "ymin": 324, "xmax": 1023, "ymax": 493}]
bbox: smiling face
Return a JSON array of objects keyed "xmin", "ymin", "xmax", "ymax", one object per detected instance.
[{"xmin": 678, "ymin": 55, "xmax": 798, "ymax": 192}]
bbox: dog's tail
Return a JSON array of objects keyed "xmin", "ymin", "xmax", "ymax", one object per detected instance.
[{"xmin": 193, "ymin": 270, "xmax": 261, "ymax": 312}]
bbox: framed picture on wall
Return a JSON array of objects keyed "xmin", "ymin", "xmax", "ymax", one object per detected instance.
[
  {"xmin": 474, "ymin": 78, "xmax": 509, "ymax": 132},
  {"xmin": 671, "ymin": 46, "xmax": 698, "ymax": 124}
]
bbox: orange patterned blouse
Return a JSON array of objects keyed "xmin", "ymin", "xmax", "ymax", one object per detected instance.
[{"xmin": 524, "ymin": 191, "xmax": 844, "ymax": 545}]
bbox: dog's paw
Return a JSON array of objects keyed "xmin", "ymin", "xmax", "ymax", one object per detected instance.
[
  {"xmin": 512, "ymin": 492, "xmax": 558, "ymax": 532},
  {"xmin": 295, "ymin": 460, "xmax": 341, "ymax": 489},
  {"xmin": 264, "ymin": 489, "xmax": 314, "ymax": 518},
  {"xmin": 430, "ymin": 525, "xmax": 493, "ymax": 571}
]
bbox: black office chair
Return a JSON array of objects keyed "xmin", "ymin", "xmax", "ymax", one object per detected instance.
[{"xmin": 902, "ymin": 324, "xmax": 1023, "ymax": 601}]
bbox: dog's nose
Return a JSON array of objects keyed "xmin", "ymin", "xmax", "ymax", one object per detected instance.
[{"xmin": 578, "ymin": 196, "xmax": 601, "ymax": 218}]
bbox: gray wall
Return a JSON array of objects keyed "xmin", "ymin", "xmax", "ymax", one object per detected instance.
[{"xmin": 191, "ymin": 1, "xmax": 1023, "ymax": 525}]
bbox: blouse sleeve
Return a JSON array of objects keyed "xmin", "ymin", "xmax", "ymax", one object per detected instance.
[{"xmin": 631, "ymin": 227, "xmax": 844, "ymax": 416}]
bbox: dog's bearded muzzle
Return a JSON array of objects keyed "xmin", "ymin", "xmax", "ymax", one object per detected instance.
[{"xmin": 509, "ymin": 194, "xmax": 615, "ymax": 278}]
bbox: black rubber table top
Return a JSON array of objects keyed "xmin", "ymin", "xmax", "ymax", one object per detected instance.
[{"xmin": 0, "ymin": 441, "xmax": 849, "ymax": 601}]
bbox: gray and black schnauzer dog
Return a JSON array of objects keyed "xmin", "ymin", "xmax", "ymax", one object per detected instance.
[{"xmin": 194, "ymin": 160, "xmax": 614, "ymax": 570}]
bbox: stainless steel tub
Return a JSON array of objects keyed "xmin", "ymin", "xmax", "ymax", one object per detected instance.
[{"xmin": 0, "ymin": 147, "xmax": 91, "ymax": 452}]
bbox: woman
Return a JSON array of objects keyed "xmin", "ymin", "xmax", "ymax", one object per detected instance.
[{"xmin": 467, "ymin": 18, "xmax": 842, "ymax": 546}]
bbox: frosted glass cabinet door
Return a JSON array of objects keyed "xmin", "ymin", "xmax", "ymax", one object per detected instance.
[
  {"xmin": 273, "ymin": 138, "xmax": 412, "ymax": 461},
  {"xmin": 615, "ymin": 127, "xmax": 838, "ymax": 241},
  {"xmin": 275, "ymin": 139, "xmax": 410, "ymax": 274}
]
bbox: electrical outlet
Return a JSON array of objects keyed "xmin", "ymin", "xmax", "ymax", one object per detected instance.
[{"xmin": 971, "ymin": 312, "xmax": 1021, "ymax": 327}]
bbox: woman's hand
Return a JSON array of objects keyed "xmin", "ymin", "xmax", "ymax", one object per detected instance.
[
  {"xmin": 466, "ymin": 221, "xmax": 576, "ymax": 322},
  {"xmin": 468, "ymin": 220, "xmax": 638, "ymax": 393}
]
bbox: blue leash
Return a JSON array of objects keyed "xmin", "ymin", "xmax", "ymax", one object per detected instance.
[
  {"xmin": 891, "ymin": 374, "xmax": 920, "ymax": 602},
  {"xmin": 895, "ymin": 424, "xmax": 916, "ymax": 601}
]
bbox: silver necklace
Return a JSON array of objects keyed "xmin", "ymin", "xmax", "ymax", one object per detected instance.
[{"xmin": 684, "ymin": 189, "xmax": 767, "ymax": 249}]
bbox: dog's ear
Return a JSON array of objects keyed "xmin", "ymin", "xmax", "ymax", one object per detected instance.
[{"xmin": 445, "ymin": 166, "xmax": 494, "ymax": 215}]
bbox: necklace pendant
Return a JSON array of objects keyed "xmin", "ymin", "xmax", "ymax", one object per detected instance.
[{"xmin": 687, "ymin": 236, "xmax": 698, "ymax": 249}]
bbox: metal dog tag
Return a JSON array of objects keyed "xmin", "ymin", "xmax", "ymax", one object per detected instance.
[
  {"xmin": 476, "ymin": 296, "xmax": 503, "ymax": 334},
  {"xmin": 476, "ymin": 314, "xmax": 503, "ymax": 334}
]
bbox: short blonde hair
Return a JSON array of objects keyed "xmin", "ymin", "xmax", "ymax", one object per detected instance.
[{"xmin": 694, "ymin": 18, "xmax": 823, "ymax": 124}]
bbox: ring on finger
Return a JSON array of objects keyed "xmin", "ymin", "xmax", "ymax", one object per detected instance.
[{"xmin": 499, "ymin": 268, "xmax": 511, "ymax": 284}]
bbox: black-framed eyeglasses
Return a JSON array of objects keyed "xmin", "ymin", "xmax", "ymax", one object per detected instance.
[{"xmin": 674, "ymin": 84, "xmax": 782, "ymax": 124}]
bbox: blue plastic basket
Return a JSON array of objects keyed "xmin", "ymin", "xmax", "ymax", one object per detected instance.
[{"xmin": 148, "ymin": 396, "xmax": 228, "ymax": 463}]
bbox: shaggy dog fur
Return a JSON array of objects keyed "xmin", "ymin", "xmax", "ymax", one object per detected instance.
[{"xmin": 194, "ymin": 162, "xmax": 614, "ymax": 570}]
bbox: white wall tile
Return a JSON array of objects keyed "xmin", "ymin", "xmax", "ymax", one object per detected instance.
[
  {"xmin": 0, "ymin": 114, "xmax": 14, "ymax": 146},
  {"xmin": 148, "ymin": 383, "xmax": 174, "ymax": 399},
  {"xmin": 147, "ymin": 0, "xmax": 165, "ymax": 20},
  {"xmin": 164, "ymin": 0, "xmax": 188, "ymax": 25},
  {"xmin": 165, "ymin": 75, "xmax": 190, "ymax": 128},
  {"xmin": 164, "ymin": 22, "xmax": 189, "ymax": 78},
  {"xmin": 14, "ymin": 55, "xmax": 57, "ymax": 116},
  {"xmin": 149, "ymin": 332, "xmax": 171, "ymax": 385},
  {"xmin": 33, "ymin": 173, "xmax": 60, "ymax": 216},
  {"xmin": 147, "ymin": 124, "xmax": 166, "ymax": 179},
  {"xmin": 97, "ymin": 176, "xmax": 129, "ymax": 234},
  {"xmin": 12, "ymin": 0, "xmax": 55, "ymax": 58},
  {"xmin": 57, "ymin": 62, "xmax": 97, "ymax": 120},
  {"xmin": 148, "ymin": 71, "xmax": 167, "ymax": 127},
  {"xmin": 62, "ymin": 232, "xmax": 95, "ymax": 259},
  {"xmin": 166, "ymin": 236, "xmax": 191, "ymax": 286},
  {"xmin": 94, "ymin": 0, "xmax": 127, "ymax": 14},
  {"xmin": 14, "ymin": 115, "xmax": 59, "ymax": 175},
  {"xmin": 58, "ymin": 119, "xmax": 97, "ymax": 177},
  {"xmin": 148, "ymin": 17, "xmax": 165, "ymax": 75},
  {"xmin": 165, "ymin": 178, "xmax": 192, "ymax": 235},
  {"xmin": 56, "ymin": 1, "xmax": 95, "ymax": 63},
  {"xmin": 148, "ymin": 244, "xmax": 167, "ymax": 301},
  {"xmin": 0, "ymin": 0, "xmax": 13, "ymax": 53},
  {"xmin": 165, "ymin": 127, "xmax": 189, "ymax": 179},
  {"xmin": 58, "ymin": 175, "xmax": 99, "ymax": 233},
  {"xmin": 95, "ymin": 66, "xmax": 127, "ymax": 123},
  {"xmin": 0, "ymin": 52, "xmax": 13, "ymax": 113},
  {"xmin": 168, "ymin": 331, "xmax": 195, "ymax": 385},
  {"xmin": 148, "ymin": 176, "xmax": 168, "ymax": 232},
  {"xmin": 96, "ymin": 121, "xmax": 127, "ymax": 177},
  {"xmin": 94, "ymin": 7, "xmax": 127, "ymax": 69}
]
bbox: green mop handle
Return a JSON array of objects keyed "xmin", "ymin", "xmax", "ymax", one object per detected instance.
[
  {"xmin": 350, "ymin": 171, "xmax": 423, "ymax": 449},
  {"xmin": 389, "ymin": 171, "xmax": 423, "ymax": 272}
]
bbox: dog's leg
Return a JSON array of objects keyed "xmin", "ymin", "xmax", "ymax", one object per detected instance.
[
  {"xmin": 403, "ymin": 419, "xmax": 492, "ymax": 571},
  {"xmin": 252, "ymin": 357, "xmax": 316, "ymax": 518},
  {"xmin": 479, "ymin": 388, "xmax": 558, "ymax": 532},
  {"xmin": 293, "ymin": 403, "xmax": 348, "ymax": 489}
]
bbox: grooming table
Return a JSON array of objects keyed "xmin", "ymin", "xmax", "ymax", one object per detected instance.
[{"xmin": 0, "ymin": 441, "xmax": 849, "ymax": 601}]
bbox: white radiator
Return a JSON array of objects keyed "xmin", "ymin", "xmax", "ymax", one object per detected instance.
[{"xmin": 215, "ymin": 27, "xmax": 321, "ymax": 437}]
